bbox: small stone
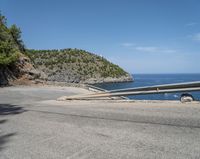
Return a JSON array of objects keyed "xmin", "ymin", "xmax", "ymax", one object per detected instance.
[{"xmin": 180, "ymin": 94, "xmax": 194, "ymax": 103}]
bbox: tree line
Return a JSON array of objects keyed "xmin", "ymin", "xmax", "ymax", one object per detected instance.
[{"xmin": 0, "ymin": 12, "xmax": 25, "ymax": 66}]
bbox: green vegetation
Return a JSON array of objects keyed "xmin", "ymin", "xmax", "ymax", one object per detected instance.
[
  {"xmin": 27, "ymin": 49, "xmax": 128, "ymax": 79},
  {"xmin": 0, "ymin": 13, "xmax": 24, "ymax": 66}
]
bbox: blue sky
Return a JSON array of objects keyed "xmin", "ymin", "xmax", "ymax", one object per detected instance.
[{"xmin": 1, "ymin": 0, "xmax": 200, "ymax": 74}]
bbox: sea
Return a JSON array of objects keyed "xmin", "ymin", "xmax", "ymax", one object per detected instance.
[{"xmin": 94, "ymin": 74, "xmax": 200, "ymax": 101}]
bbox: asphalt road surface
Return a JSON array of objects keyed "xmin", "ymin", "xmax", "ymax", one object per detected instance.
[{"xmin": 0, "ymin": 86, "xmax": 200, "ymax": 159}]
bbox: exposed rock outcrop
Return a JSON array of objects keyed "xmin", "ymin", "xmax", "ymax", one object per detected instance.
[{"xmin": 0, "ymin": 55, "xmax": 45, "ymax": 85}]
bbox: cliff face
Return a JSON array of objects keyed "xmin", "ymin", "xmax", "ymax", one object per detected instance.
[{"xmin": 27, "ymin": 49, "xmax": 133, "ymax": 84}]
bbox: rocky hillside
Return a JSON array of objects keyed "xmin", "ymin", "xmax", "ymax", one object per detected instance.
[
  {"xmin": 0, "ymin": 13, "xmax": 133, "ymax": 85},
  {"xmin": 27, "ymin": 49, "xmax": 133, "ymax": 84}
]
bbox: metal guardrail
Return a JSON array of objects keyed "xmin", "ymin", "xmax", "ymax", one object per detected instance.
[
  {"xmin": 85, "ymin": 84, "xmax": 109, "ymax": 92},
  {"xmin": 107, "ymin": 81, "xmax": 200, "ymax": 93},
  {"xmin": 85, "ymin": 84, "xmax": 129, "ymax": 99},
  {"xmin": 60, "ymin": 81, "xmax": 200, "ymax": 100}
]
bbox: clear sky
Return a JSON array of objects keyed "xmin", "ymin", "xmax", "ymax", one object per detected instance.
[{"xmin": 1, "ymin": 0, "xmax": 200, "ymax": 74}]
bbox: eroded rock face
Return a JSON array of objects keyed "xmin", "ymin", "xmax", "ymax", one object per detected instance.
[
  {"xmin": 0, "ymin": 55, "xmax": 47, "ymax": 86},
  {"xmin": 16, "ymin": 56, "xmax": 47, "ymax": 81}
]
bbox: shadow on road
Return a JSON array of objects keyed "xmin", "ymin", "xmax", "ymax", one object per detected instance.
[
  {"xmin": 0, "ymin": 104, "xmax": 26, "ymax": 115},
  {"xmin": 0, "ymin": 104, "xmax": 25, "ymax": 153},
  {"xmin": 0, "ymin": 120, "xmax": 17, "ymax": 152},
  {"xmin": 0, "ymin": 119, "xmax": 7, "ymax": 124},
  {"xmin": 0, "ymin": 133, "xmax": 16, "ymax": 152}
]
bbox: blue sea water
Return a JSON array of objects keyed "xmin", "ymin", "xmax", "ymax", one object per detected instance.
[{"xmin": 94, "ymin": 74, "xmax": 200, "ymax": 100}]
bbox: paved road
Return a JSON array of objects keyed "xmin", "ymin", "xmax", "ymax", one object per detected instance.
[{"xmin": 0, "ymin": 86, "xmax": 200, "ymax": 159}]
